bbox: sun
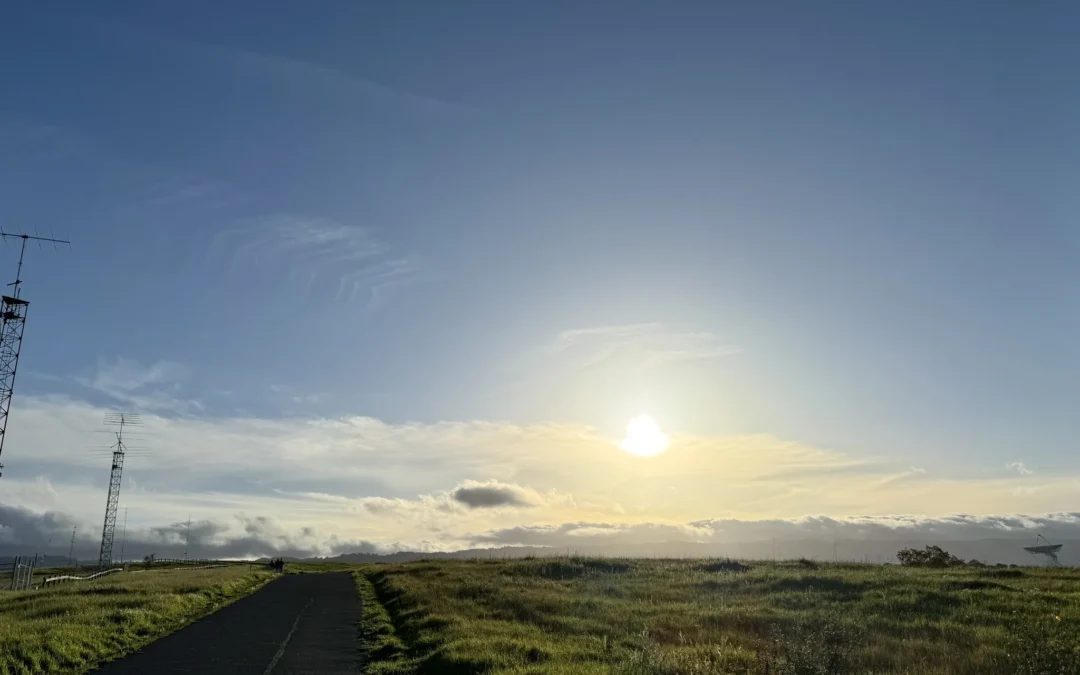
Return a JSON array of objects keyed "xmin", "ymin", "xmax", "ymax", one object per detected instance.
[{"xmin": 619, "ymin": 415, "xmax": 669, "ymax": 457}]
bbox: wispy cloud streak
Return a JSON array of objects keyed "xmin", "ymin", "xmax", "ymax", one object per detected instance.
[
  {"xmin": 550, "ymin": 323, "xmax": 740, "ymax": 371},
  {"xmin": 213, "ymin": 214, "xmax": 420, "ymax": 307},
  {"xmin": 76, "ymin": 357, "xmax": 200, "ymax": 414},
  {"xmin": 93, "ymin": 16, "xmax": 476, "ymax": 120}
]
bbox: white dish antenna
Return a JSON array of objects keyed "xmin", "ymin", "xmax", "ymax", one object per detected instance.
[{"xmin": 1024, "ymin": 534, "xmax": 1063, "ymax": 567}]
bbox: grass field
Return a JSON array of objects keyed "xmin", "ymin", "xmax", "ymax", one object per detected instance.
[
  {"xmin": 0, "ymin": 564, "xmax": 272, "ymax": 675},
  {"xmin": 354, "ymin": 558, "xmax": 1080, "ymax": 675}
]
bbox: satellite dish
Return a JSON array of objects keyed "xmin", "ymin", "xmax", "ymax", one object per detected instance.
[{"xmin": 1024, "ymin": 534, "xmax": 1063, "ymax": 567}]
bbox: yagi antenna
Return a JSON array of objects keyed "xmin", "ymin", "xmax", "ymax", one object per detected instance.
[
  {"xmin": 0, "ymin": 228, "xmax": 71, "ymax": 477},
  {"xmin": 0, "ymin": 229, "xmax": 71, "ymax": 301}
]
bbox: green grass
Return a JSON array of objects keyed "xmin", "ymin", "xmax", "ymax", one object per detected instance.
[
  {"xmin": 286, "ymin": 561, "xmax": 366, "ymax": 574},
  {"xmin": 0, "ymin": 564, "xmax": 273, "ymax": 675},
  {"xmin": 354, "ymin": 558, "xmax": 1080, "ymax": 674},
  {"xmin": 356, "ymin": 572, "xmax": 412, "ymax": 673}
]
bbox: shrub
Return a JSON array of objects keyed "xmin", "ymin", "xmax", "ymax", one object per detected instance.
[
  {"xmin": 699, "ymin": 559, "xmax": 751, "ymax": 573},
  {"xmin": 756, "ymin": 620, "xmax": 857, "ymax": 675},
  {"xmin": 896, "ymin": 545, "xmax": 965, "ymax": 568}
]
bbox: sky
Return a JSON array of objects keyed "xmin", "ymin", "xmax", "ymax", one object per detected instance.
[{"xmin": 0, "ymin": 1, "xmax": 1078, "ymax": 560}]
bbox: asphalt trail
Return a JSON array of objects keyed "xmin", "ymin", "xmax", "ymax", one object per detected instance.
[{"xmin": 95, "ymin": 572, "xmax": 359, "ymax": 675}]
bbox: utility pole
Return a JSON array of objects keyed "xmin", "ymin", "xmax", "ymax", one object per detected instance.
[
  {"xmin": 184, "ymin": 515, "xmax": 191, "ymax": 560},
  {"xmin": 39, "ymin": 532, "xmax": 54, "ymax": 567},
  {"xmin": 119, "ymin": 507, "xmax": 129, "ymax": 564},
  {"xmin": 68, "ymin": 526, "xmax": 77, "ymax": 568},
  {"xmin": 0, "ymin": 230, "xmax": 69, "ymax": 478}
]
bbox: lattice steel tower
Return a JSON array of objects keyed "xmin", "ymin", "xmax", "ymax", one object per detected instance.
[
  {"xmin": 98, "ymin": 413, "xmax": 140, "ymax": 568},
  {"xmin": 0, "ymin": 230, "xmax": 69, "ymax": 478}
]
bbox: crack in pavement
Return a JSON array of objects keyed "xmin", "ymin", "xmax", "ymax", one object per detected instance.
[{"xmin": 262, "ymin": 597, "xmax": 314, "ymax": 675}]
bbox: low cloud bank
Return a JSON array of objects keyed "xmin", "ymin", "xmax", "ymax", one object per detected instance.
[
  {"xmin": 4, "ymin": 501, "xmax": 1078, "ymax": 565},
  {"xmin": 475, "ymin": 513, "xmax": 1080, "ymax": 547},
  {"xmin": 0, "ymin": 503, "xmax": 379, "ymax": 561}
]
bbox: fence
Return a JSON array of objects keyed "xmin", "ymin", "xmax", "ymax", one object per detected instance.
[
  {"xmin": 134, "ymin": 558, "xmax": 250, "ymax": 570},
  {"xmin": 44, "ymin": 559, "xmax": 252, "ymax": 585},
  {"xmin": 43, "ymin": 567, "xmax": 123, "ymax": 587},
  {"xmin": 1, "ymin": 557, "xmax": 261, "ymax": 590},
  {"xmin": 0, "ymin": 556, "xmax": 37, "ymax": 590}
]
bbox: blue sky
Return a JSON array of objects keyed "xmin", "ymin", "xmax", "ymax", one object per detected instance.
[{"xmin": 0, "ymin": 1, "xmax": 1078, "ymax": 556}]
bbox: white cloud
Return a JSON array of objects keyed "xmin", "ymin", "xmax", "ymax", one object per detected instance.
[
  {"xmin": 0, "ymin": 502, "xmax": 379, "ymax": 560},
  {"xmin": 85, "ymin": 357, "xmax": 185, "ymax": 392},
  {"xmin": 470, "ymin": 514, "xmax": 1080, "ymax": 564},
  {"xmin": 3, "ymin": 395, "xmax": 1080, "ymax": 556},
  {"xmin": 7, "ymin": 497, "xmax": 1079, "ymax": 564},
  {"xmin": 1007, "ymin": 461, "xmax": 1033, "ymax": 476},
  {"xmin": 268, "ymin": 384, "xmax": 322, "ymax": 407},
  {"xmin": 90, "ymin": 14, "xmax": 476, "ymax": 119},
  {"xmin": 494, "ymin": 323, "xmax": 741, "ymax": 404},
  {"xmin": 213, "ymin": 215, "xmax": 420, "ymax": 308},
  {"xmin": 188, "ymin": 29, "xmax": 476, "ymax": 118},
  {"xmin": 76, "ymin": 357, "xmax": 199, "ymax": 414},
  {"xmin": 142, "ymin": 176, "xmax": 248, "ymax": 210},
  {"xmin": 551, "ymin": 323, "xmax": 740, "ymax": 370}
]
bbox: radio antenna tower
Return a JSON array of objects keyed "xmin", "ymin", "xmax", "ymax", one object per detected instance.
[
  {"xmin": 0, "ymin": 229, "xmax": 69, "ymax": 478},
  {"xmin": 98, "ymin": 412, "xmax": 141, "ymax": 568}
]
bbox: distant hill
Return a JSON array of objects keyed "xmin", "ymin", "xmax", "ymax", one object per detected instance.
[
  {"xmin": 8, "ymin": 538, "xmax": 1074, "ymax": 568},
  {"xmin": 308, "ymin": 538, "xmax": 1080, "ymax": 566}
]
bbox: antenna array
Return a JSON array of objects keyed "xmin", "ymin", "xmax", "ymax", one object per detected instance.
[
  {"xmin": 98, "ymin": 413, "xmax": 142, "ymax": 568},
  {"xmin": 0, "ymin": 229, "xmax": 69, "ymax": 477}
]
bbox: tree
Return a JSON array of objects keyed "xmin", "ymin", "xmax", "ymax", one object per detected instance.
[{"xmin": 896, "ymin": 545, "xmax": 964, "ymax": 568}]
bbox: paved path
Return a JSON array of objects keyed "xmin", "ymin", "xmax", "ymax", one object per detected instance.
[{"xmin": 95, "ymin": 572, "xmax": 359, "ymax": 675}]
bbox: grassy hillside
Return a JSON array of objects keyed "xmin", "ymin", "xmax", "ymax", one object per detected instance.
[
  {"xmin": 355, "ymin": 557, "xmax": 1080, "ymax": 674},
  {"xmin": 0, "ymin": 565, "xmax": 272, "ymax": 675}
]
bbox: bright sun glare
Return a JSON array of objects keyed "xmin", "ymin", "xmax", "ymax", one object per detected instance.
[{"xmin": 619, "ymin": 415, "xmax": 669, "ymax": 457}]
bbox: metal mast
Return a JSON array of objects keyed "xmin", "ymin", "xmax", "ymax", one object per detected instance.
[
  {"xmin": 119, "ymin": 507, "xmax": 129, "ymax": 564},
  {"xmin": 0, "ymin": 230, "xmax": 69, "ymax": 477},
  {"xmin": 98, "ymin": 413, "xmax": 140, "ymax": 568}
]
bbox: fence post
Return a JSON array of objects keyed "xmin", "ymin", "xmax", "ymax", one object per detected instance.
[
  {"xmin": 8, "ymin": 556, "xmax": 37, "ymax": 591},
  {"xmin": 9, "ymin": 556, "xmax": 32, "ymax": 591}
]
